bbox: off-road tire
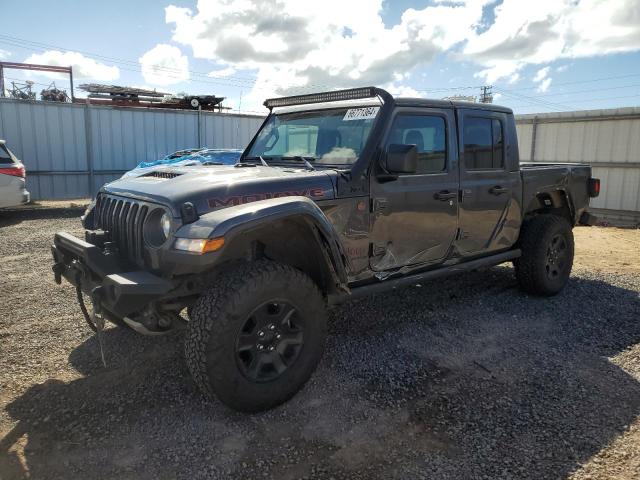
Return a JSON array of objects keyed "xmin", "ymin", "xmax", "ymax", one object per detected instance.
[
  {"xmin": 185, "ymin": 260, "xmax": 327, "ymax": 412},
  {"xmin": 514, "ymin": 214, "xmax": 574, "ymax": 296}
]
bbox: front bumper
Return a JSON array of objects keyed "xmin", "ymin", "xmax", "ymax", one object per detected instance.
[
  {"xmin": 0, "ymin": 186, "xmax": 30, "ymax": 209},
  {"xmin": 51, "ymin": 231, "xmax": 174, "ymax": 318}
]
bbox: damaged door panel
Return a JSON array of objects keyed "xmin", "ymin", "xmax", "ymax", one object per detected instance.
[{"xmin": 369, "ymin": 107, "xmax": 459, "ymax": 271}]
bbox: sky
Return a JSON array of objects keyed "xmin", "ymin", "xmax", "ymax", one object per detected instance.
[{"xmin": 1, "ymin": 0, "xmax": 639, "ymax": 115}]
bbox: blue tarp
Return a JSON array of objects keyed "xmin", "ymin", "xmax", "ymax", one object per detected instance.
[
  {"xmin": 122, "ymin": 149, "xmax": 243, "ymax": 178},
  {"xmin": 136, "ymin": 149, "xmax": 242, "ymax": 169}
]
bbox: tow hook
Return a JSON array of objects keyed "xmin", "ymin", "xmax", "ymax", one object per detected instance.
[
  {"xmin": 74, "ymin": 278, "xmax": 108, "ymax": 367},
  {"xmin": 89, "ymin": 287, "xmax": 107, "ymax": 367},
  {"xmin": 90, "ymin": 287, "xmax": 106, "ymax": 332}
]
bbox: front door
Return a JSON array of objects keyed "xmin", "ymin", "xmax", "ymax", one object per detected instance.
[{"xmin": 369, "ymin": 108, "xmax": 459, "ymax": 271}]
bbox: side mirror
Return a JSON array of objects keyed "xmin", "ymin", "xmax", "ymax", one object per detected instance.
[{"xmin": 384, "ymin": 144, "xmax": 417, "ymax": 174}]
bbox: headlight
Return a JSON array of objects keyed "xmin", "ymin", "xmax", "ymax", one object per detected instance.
[
  {"xmin": 161, "ymin": 212, "xmax": 171, "ymax": 239},
  {"xmin": 143, "ymin": 209, "xmax": 173, "ymax": 247},
  {"xmin": 174, "ymin": 237, "xmax": 225, "ymax": 253}
]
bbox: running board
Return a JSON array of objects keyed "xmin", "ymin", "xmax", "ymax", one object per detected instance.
[{"xmin": 346, "ymin": 249, "xmax": 521, "ymax": 301}]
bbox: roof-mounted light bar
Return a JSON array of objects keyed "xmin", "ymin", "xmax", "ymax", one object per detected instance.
[{"xmin": 264, "ymin": 86, "xmax": 391, "ymax": 109}]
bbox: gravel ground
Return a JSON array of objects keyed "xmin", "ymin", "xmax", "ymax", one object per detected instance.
[{"xmin": 1, "ymin": 204, "xmax": 639, "ymax": 480}]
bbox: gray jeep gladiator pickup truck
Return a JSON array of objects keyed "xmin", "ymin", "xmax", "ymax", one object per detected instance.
[{"xmin": 52, "ymin": 87, "xmax": 600, "ymax": 412}]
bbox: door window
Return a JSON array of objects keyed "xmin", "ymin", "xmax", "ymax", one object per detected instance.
[
  {"xmin": 463, "ymin": 117, "xmax": 504, "ymax": 170},
  {"xmin": 0, "ymin": 145, "xmax": 14, "ymax": 165},
  {"xmin": 387, "ymin": 115, "xmax": 446, "ymax": 173}
]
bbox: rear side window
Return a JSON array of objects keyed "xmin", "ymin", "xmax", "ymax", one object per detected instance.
[
  {"xmin": 0, "ymin": 145, "xmax": 14, "ymax": 165},
  {"xmin": 387, "ymin": 115, "xmax": 446, "ymax": 173},
  {"xmin": 463, "ymin": 117, "xmax": 504, "ymax": 170}
]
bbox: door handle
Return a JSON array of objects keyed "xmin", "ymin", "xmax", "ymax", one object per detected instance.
[
  {"xmin": 489, "ymin": 186, "xmax": 510, "ymax": 195},
  {"xmin": 434, "ymin": 190, "xmax": 457, "ymax": 201}
]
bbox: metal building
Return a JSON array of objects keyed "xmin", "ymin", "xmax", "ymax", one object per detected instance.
[
  {"xmin": 0, "ymin": 98, "xmax": 264, "ymax": 199},
  {"xmin": 516, "ymin": 107, "xmax": 640, "ymax": 224}
]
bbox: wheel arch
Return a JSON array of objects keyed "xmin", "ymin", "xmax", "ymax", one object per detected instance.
[
  {"xmin": 524, "ymin": 188, "xmax": 575, "ymax": 225},
  {"xmin": 177, "ymin": 197, "xmax": 350, "ymax": 297},
  {"xmin": 218, "ymin": 217, "xmax": 346, "ymax": 297}
]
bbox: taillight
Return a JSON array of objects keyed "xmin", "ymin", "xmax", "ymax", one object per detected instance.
[
  {"xmin": 0, "ymin": 165, "xmax": 25, "ymax": 178},
  {"xmin": 588, "ymin": 178, "xmax": 600, "ymax": 197}
]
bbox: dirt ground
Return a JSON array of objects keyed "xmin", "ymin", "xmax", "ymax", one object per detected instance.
[
  {"xmin": 0, "ymin": 204, "xmax": 638, "ymax": 479},
  {"xmin": 573, "ymin": 227, "xmax": 640, "ymax": 275}
]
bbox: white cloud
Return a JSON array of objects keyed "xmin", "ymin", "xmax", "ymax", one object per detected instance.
[
  {"xmin": 208, "ymin": 66, "xmax": 236, "ymax": 78},
  {"xmin": 507, "ymin": 72, "xmax": 520, "ymax": 84},
  {"xmin": 533, "ymin": 66, "xmax": 551, "ymax": 83},
  {"xmin": 161, "ymin": 0, "xmax": 640, "ymax": 109},
  {"xmin": 556, "ymin": 64, "xmax": 570, "ymax": 72},
  {"xmin": 532, "ymin": 66, "xmax": 552, "ymax": 92},
  {"xmin": 466, "ymin": 0, "xmax": 640, "ymax": 82},
  {"xmin": 473, "ymin": 60, "xmax": 524, "ymax": 84},
  {"xmin": 537, "ymin": 77, "xmax": 552, "ymax": 92},
  {"xmin": 165, "ymin": 0, "xmax": 491, "ymax": 109},
  {"xmin": 384, "ymin": 83, "xmax": 424, "ymax": 98},
  {"xmin": 0, "ymin": 49, "xmax": 10, "ymax": 60},
  {"xmin": 23, "ymin": 50, "xmax": 120, "ymax": 80},
  {"xmin": 139, "ymin": 44, "xmax": 190, "ymax": 86}
]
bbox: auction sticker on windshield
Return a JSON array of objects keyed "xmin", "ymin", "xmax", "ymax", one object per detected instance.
[{"xmin": 343, "ymin": 107, "xmax": 380, "ymax": 121}]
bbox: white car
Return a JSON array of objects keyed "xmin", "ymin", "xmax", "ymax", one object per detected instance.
[{"xmin": 0, "ymin": 140, "xmax": 30, "ymax": 208}]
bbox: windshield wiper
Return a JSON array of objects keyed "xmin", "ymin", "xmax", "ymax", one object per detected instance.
[
  {"xmin": 240, "ymin": 155, "xmax": 272, "ymax": 167},
  {"xmin": 282, "ymin": 156, "xmax": 316, "ymax": 171}
]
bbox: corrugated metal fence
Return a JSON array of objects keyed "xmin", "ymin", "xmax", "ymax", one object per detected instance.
[
  {"xmin": 0, "ymin": 98, "xmax": 264, "ymax": 199},
  {"xmin": 2, "ymin": 97, "xmax": 639, "ymax": 222},
  {"xmin": 516, "ymin": 107, "xmax": 640, "ymax": 223}
]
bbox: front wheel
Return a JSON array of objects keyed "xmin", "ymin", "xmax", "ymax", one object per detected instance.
[
  {"xmin": 185, "ymin": 260, "xmax": 327, "ymax": 412},
  {"xmin": 514, "ymin": 214, "xmax": 574, "ymax": 296}
]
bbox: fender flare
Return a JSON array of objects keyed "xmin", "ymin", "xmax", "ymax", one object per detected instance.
[
  {"xmin": 525, "ymin": 187, "xmax": 576, "ymax": 223},
  {"xmin": 175, "ymin": 196, "xmax": 350, "ymax": 286}
]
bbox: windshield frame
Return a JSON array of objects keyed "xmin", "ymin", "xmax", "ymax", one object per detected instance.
[{"xmin": 241, "ymin": 104, "xmax": 384, "ymax": 171}]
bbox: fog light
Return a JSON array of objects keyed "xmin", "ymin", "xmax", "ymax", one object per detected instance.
[{"xmin": 174, "ymin": 237, "xmax": 225, "ymax": 253}]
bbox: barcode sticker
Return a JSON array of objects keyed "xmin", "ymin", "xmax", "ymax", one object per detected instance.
[{"xmin": 343, "ymin": 106, "xmax": 380, "ymax": 121}]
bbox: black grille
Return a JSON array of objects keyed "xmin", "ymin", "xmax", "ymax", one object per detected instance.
[
  {"xmin": 94, "ymin": 194, "xmax": 149, "ymax": 266},
  {"xmin": 142, "ymin": 171, "xmax": 182, "ymax": 179}
]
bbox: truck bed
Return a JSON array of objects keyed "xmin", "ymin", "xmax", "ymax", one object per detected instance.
[{"xmin": 520, "ymin": 162, "xmax": 593, "ymax": 224}]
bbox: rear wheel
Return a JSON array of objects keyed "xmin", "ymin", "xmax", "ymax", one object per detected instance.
[
  {"xmin": 514, "ymin": 214, "xmax": 574, "ymax": 296},
  {"xmin": 185, "ymin": 260, "xmax": 327, "ymax": 412}
]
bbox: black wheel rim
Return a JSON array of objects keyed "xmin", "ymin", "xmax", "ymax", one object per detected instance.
[
  {"xmin": 545, "ymin": 233, "xmax": 569, "ymax": 280},
  {"xmin": 235, "ymin": 300, "xmax": 304, "ymax": 382}
]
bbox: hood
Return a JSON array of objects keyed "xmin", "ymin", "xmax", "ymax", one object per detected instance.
[{"xmin": 102, "ymin": 164, "xmax": 338, "ymax": 217}]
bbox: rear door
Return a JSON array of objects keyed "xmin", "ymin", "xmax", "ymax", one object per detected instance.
[
  {"xmin": 369, "ymin": 107, "xmax": 459, "ymax": 271},
  {"xmin": 457, "ymin": 110, "xmax": 521, "ymax": 255}
]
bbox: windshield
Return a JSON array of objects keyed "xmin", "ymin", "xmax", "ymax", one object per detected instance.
[{"xmin": 246, "ymin": 106, "xmax": 380, "ymax": 166}]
